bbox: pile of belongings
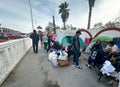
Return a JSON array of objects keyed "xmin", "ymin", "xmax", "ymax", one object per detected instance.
[
  {"xmin": 100, "ymin": 60, "xmax": 115, "ymax": 76},
  {"xmin": 48, "ymin": 49, "xmax": 70, "ymax": 67}
]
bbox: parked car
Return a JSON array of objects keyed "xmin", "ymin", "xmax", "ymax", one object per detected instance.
[
  {"xmin": 20, "ymin": 33, "xmax": 27, "ymax": 38},
  {"xmin": 0, "ymin": 32, "xmax": 9, "ymax": 40},
  {"xmin": 7, "ymin": 34, "xmax": 20, "ymax": 39}
]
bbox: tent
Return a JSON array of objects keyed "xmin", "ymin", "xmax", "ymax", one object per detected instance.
[
  {"xmin": 62, "ymin": 36, "xmax": 84, "ymax": 44},
  {"xmin": 92, "ymin": 36, "xmax": 112, "ymax": 42},
  {"xmin": 56, "ymin": 30, "xmax": 85, "ymax": 48},
  {"xmin": 85, "ymin": 36, "xmax": 112, "ymax": 53},
  {"xmin": 61, "ymin": 36, "xmax": 85, "ymax": 49}
]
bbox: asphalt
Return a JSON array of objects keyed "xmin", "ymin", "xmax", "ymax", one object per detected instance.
[{"xmin": 1, "ymin": 47, "xmax": 112, "ymax": 87}]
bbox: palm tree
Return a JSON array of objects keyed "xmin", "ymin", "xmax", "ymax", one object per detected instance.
[
  {"xmin": 59, "ymin": 2, "xmax": 70, "ymax": 29},
  {"xmin": 87, "ymin": 0, "xmax": 96, "ymax": 29}
]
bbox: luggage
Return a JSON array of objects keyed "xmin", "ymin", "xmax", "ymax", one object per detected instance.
[{"xmin": 58, "ymin": 60, "xmax": 70, "ymax": 67}]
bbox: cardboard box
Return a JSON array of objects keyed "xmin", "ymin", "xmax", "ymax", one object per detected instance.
[
  {"xmin": 113, "ymin": 80, "xmax": 118, "ymax": 87},
  {"xmin": 58, "ymin": 60, "xmax": 70, "ymax": 67}
]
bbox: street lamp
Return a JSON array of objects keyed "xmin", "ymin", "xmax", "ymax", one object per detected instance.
[{"xmin": 29, "ymin": 0, "xmax": 34, "ymax": 30}]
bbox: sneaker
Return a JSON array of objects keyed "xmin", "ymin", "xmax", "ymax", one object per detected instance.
[
  {"xmin": 76, "ymin": 65, "xmax": 82, "ymax": 69},
  {"xmin": 107, "ymin": 80, "xmax": 113, "ymax": 85},
  {"xmin": 86, "ymin": 64, "xmax": 91, "ymax": 68},
  {"xmin": 73, "ymin": 62, "xmax": 76, "ymax": 65}
]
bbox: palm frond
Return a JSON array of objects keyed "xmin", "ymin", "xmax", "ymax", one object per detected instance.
[
  {"xmin": 64, "ymin": 2, "xmax": 69, "ymax": 8},
  {"xmin": 58, "ymin": 2, "xmax": 70, "ymax": 29}
]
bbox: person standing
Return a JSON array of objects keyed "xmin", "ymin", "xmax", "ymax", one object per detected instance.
[
  {"xmin": 47, "ymin": 35, "xmax": 52, "ymax": 52},
  {"xmin": 42, "ymin": 33, "xmax": 48, "ymax": 51},
  {"xmin": 39, "ymin": 31, "xmax": 43, "ymax": 47},
  {"xmin": 73, "ymin": 30, "xmax": 82, "ymax": 69},
  {"xmin": 30, "ymin": 30, "xmax": 39, "ymax": 53}
]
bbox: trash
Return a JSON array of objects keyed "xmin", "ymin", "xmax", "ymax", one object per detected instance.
[
  {"xmin": 100, "ymin": 60, "xmax": 115, "ymax": 76},
  {"xmin": 52, "ymin": 61, "xmax": 58, "ymax": 67},
  {"xmin": 57, "ymin": 51, "xmax": 68, "ymax": 60}
]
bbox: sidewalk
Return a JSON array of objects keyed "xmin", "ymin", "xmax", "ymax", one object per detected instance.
[{"xmin": 1, "ymin": 47, "xmax": 111, "ymax": 87}]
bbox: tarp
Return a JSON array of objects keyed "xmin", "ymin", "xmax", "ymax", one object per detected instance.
[
  {"xmin": 61, "ymin": 36, "xmax": 85, "ymax": 49},
  {"xmin": 56, "ymin": 30, "xmax": 85, "ymax": 48},
  {"xmin": 92, "ymin": 36, "xmax": 112, "ymax": 42},
  {"xmin": 61, "ymin": 36, "xmax": 84, "ymax": 44}
]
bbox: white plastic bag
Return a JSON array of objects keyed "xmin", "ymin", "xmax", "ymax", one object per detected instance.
[
  {"xmin": 100, "ymin": 60, "xmax": 115, "ymax": 76},
  {"xmin": 48, "ymin": 51, "xmax": 56, "ymax": 61},
  {"xmin": 57, "ymin": 51, "xmax": 68, "ymax": 60},
  {"xmin": 51, "ymin": 55, "xmax": 57, "ymax": 63},
  {"xmin": 52, "ymin": 61, "xmax": 58, "ymax": 67}
]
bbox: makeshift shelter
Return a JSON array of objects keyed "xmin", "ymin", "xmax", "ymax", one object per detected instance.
[
  {"xmin": 61, "ymin": 36, "xmax": 84, "ymax": 48},
  {"xmin": 92, "ymin": 36, "xmax": 112, "ymax": 42},
  {"xmin": 85, "ymin": 36, "xmax": 112, "ymax": 53},
  {"xmin": 56, "ymin": 30, "xmax": 85, "ymax": 49}
]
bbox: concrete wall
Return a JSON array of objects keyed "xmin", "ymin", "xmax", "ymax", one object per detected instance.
[
  {"xmin": 118, "ymin": 72, "xmax": 120, "ymax": 87},
  {"xmin": 0, "ymin": 38, "xmax": 32, "ymax": 85}
]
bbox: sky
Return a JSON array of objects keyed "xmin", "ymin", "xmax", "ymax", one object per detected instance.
[{"xmin": 0, "ymin": 0, "xmax": 120, "ymax": 33}]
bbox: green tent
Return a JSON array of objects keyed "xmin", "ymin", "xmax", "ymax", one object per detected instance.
[
  {"xmin": 92, "ymin": 36, "xmax": 112, "ymax": 42},
  {"xmin": 61, "ymin": 36, "xmax": 84, "ymax": 44}
]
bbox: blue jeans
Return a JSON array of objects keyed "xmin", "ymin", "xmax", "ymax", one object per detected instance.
[
  {"xmin": 88, "ymin": 57, "xmax": 94, "ymax": 65},
  {"xmin": 73, "ymin": 48, "xmax": 80, "ymax": 66}
]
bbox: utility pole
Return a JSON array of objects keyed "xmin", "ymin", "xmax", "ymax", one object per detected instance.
[
  {"xmin": 29, "ymin": 0, "xmax": 34, "ymax": 30},
  {"xmin": 53, "ymin": 16, "xmax": 56, "ymax": 34},
  {"xmin": 87, "ymin": 5, "xmax": 92, "ymax": 29},
  {"xmin": 87, "ymin": 0, "xmax": 96, "ymax": 29},
  {"xmin": 34, "ymin": 19, "xmax": 37, "ymax": 29}
]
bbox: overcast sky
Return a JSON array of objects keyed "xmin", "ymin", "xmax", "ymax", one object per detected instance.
[{"xmin": 0, "ymin": 0, "xmax": 120, "ymax": 33}]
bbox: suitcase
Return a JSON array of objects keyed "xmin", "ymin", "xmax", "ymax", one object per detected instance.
[{"xmin": 58, "ymin": 60, "xmax": 70, "ymax": 67}]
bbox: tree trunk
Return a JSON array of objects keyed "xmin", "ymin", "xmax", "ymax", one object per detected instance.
[
  {"xmin": 87, "ymin": 6, "xmax": 92, "ymax": 29},
  {"xmin": 63, "ymin": 22, "xmax": 66, "ymax": 30}
]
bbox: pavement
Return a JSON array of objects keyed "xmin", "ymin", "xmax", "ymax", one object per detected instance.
[{"xmin": 1, "ymin": 47, "xmax": 112, "ymax": 87}]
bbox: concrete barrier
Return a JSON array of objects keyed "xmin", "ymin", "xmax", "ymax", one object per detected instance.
[
  {"xmin": 118, "ymin": 72, "xmax": 120, "ymax": 87},
  {"xmin": 0, "ymin": 38, "xmax": 32, "ymax": 85}
]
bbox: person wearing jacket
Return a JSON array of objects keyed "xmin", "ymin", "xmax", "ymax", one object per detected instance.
[
  {"xmin": 73, "ymin": 30, "xmax": 82, "ymax": 69},
  {"xmin": 30, "ymin": 30, "xmax": 39, "ymax": 53}
]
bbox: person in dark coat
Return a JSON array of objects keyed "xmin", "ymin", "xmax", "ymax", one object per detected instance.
[
  {"xmin": 91, "ymin": 39, "xmax": 102, "ymax": 54},
  {"xmin": 30, "ymin": 30, "xmax": 39, "ymax": 53},
  {"xmin": 47, "ymin": 35, "xmax": 52, "ymax": 52},
  {"xmin": 73, "ymin": 30, "xmax": 82, "ymax": 69},
  {"xmin": 86, "ymin": 44, "xmax": 106, "ymax": 68}
]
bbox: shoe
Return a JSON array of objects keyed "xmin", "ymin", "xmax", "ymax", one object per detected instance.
[
  {"xmin": 73, "ymin": 62, "xmax": 76, "ymax": 65},
  {"xmin": 107, "ymin": 80, "xmax": 113, "ymax": 85},
  {"xmin": 76, "ymin": 65, "xmax": 82, "ymax": 69},
  {"xmin": 35, "ymin": 51, "xmax": 38, "ymax": 53},
  {"xmin": 86, "ymin": 64, "xmax": 91, "ymax": 68}
]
